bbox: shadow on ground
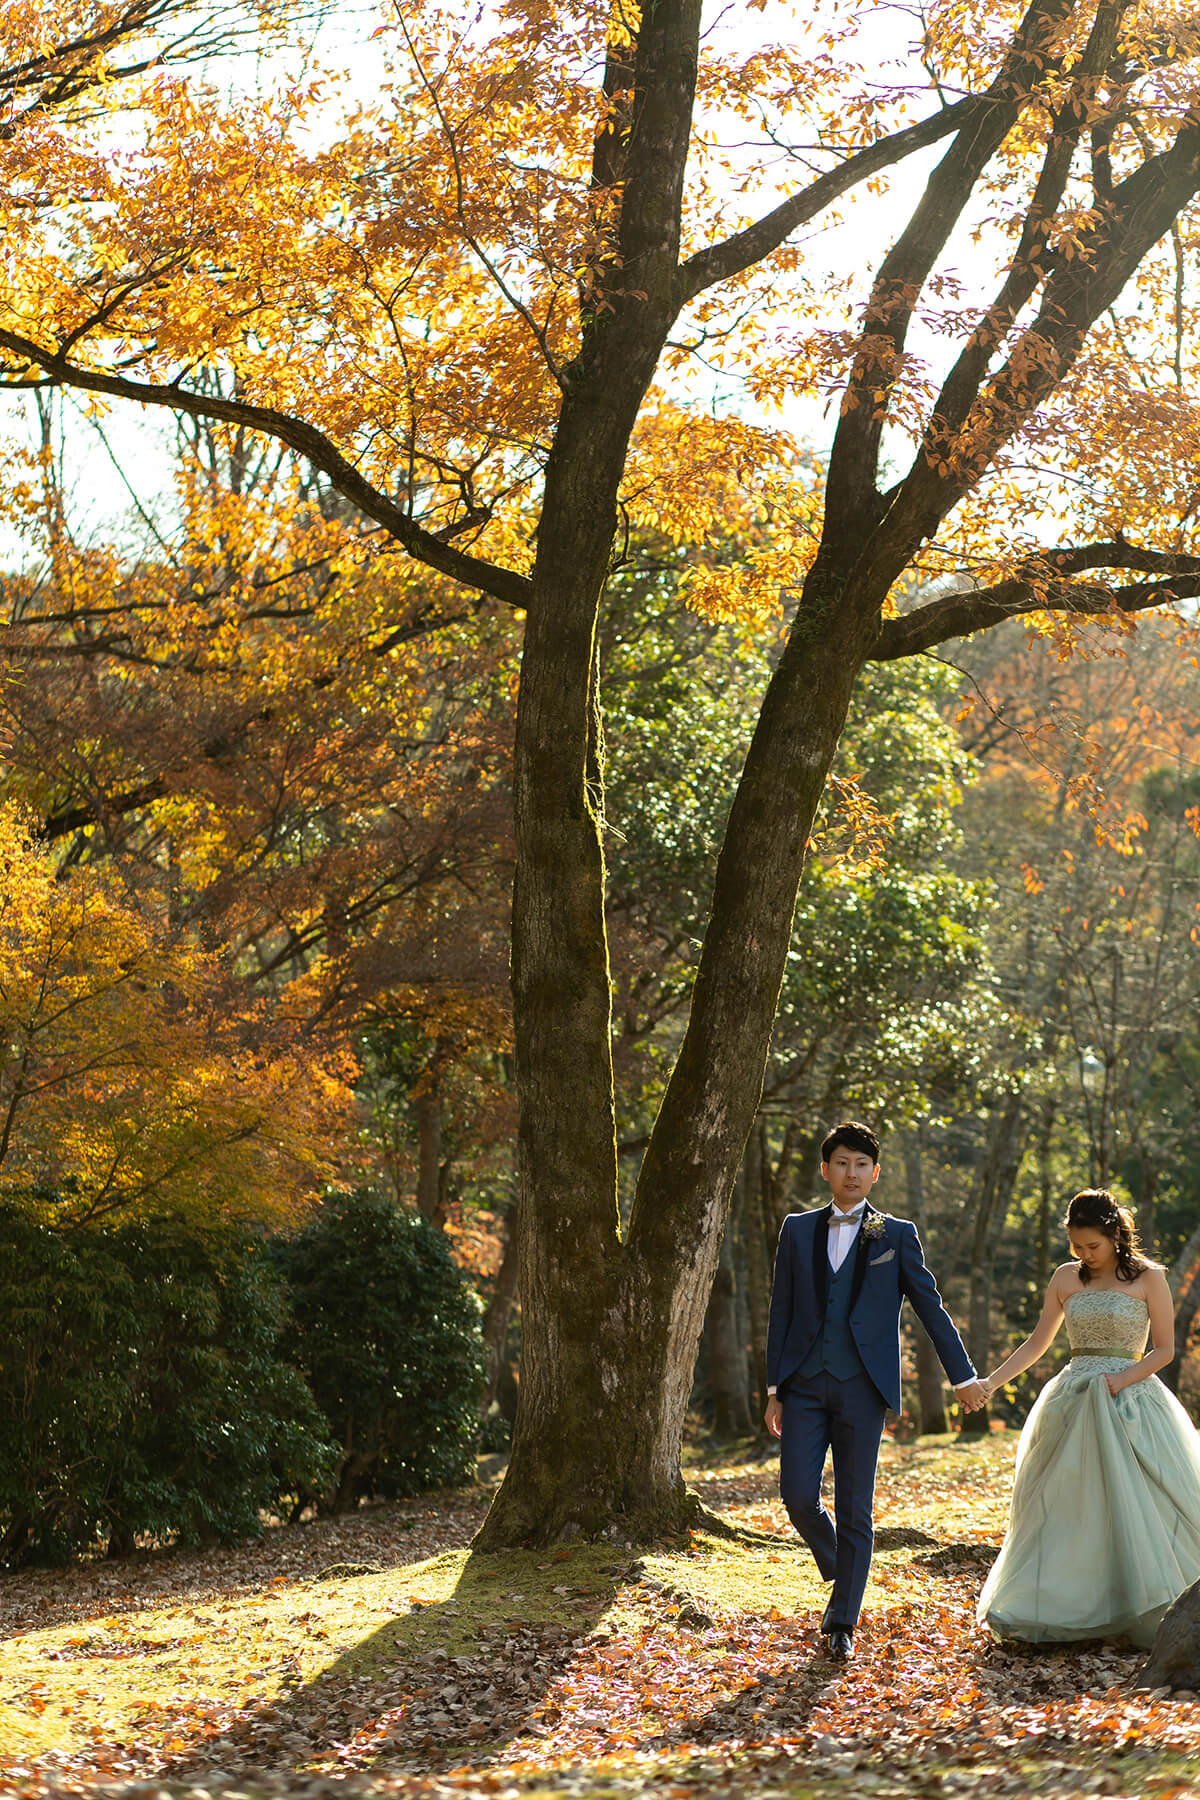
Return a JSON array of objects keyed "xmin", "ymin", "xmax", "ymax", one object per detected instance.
[{"xmin": 163, "ymin": 1542, "xmax": 632, "ymax": 1779}]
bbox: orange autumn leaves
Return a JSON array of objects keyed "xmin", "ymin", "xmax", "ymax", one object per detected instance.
[
  {"xmin": 0, "ymin": 800, "xmax": 352, "ymax": 1226},
  {"xmin": 8, "ymin": 2, "xmax": 1200, "ymax": 637},
  {"xmin": 0, "ymin": 406, "xmax": 519, "ymax": 1227}
]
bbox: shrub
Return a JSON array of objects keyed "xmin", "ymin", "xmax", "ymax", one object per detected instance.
[
  {"xmin": 278, "ymin": 1189, "xmax": 484, "ymax": 1510},
  {"xmin": 0, "ymin": 1208, "xmax": 334, "ymax": 1565}
]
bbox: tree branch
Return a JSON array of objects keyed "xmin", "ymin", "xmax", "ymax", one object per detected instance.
[
  {"xmin": 675, "ymin": 93, "xmax": 976, "ymax": 306},
  {"xmin": 1, "ymin": 0, "xmax": 278, "ymax": 129},
  {"xmin": 0, "ymin": 329, "xmax": 534, "ymax": 611},
  {"xmin": 919, "ymin": 0, "xmax": 1131, "ymax": 452},
  {"xmin": 860, "ymin": 107, "xmax": 1200, "ymax": 591},
  {"xmin": 872, "ymin": 544, "xmax": 1200, "ymax": 659},
  {"xmin": 824, "ymin": 0, "xmax": 1078, "ymax": 534}
]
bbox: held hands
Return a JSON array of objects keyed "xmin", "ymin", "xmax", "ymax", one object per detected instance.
[{"xmin": 957, "ymin": 1378, "xmax": 990, "ymax": 1413}]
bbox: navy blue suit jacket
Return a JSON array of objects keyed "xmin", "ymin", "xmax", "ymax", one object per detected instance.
[{"xmin": 766, "ymin": 1203, "xmax": 975, "ymax": 1412}]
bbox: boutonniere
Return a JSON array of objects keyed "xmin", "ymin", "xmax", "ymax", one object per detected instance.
[{"xmin": 861, "ymin": 1213, "xmax": 886, "ymax": 1242}]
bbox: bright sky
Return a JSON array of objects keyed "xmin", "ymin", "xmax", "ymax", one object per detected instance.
[{"xmin": 0, "ymin": 1, "xmax": 995, "ymax": 561}]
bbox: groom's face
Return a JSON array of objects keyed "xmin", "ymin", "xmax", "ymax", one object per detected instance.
[{"xmin": 821, "ymin": 1148, "xmax": 881, "ymax": 1211}]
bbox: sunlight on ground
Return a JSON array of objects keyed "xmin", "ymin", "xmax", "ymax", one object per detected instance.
[
  {"xmin": 8, "ymin": 1428, "xmax": 1193, "ymax": 1800},
  {"xmin": 0, "ymin": 1431, "xmax": 1016, "ymax": 1762}
]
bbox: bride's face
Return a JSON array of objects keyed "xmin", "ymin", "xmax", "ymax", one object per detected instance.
[{"xmin": 1069, "ymin": 1228, "xmax": 1117, "ymax": 1275}]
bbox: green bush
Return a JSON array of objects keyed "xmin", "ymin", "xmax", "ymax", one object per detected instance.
[
  {"xmin": 278, "ymin": 1189, "xmax": 484, "ymax": 1510},
  {"xmin": 0, "ymin": 1208, "xmax": 334, "ymax": 1565}
]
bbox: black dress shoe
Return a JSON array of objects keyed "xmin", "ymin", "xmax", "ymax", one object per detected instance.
[{"xmin": 827, "ymin": 1629, "xmax": 853, "ymax": 1661}]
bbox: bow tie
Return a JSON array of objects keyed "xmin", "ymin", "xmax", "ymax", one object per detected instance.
[{"xmin": 829, "ymin": 1210, "xmax": 864, "ymax": 1225}]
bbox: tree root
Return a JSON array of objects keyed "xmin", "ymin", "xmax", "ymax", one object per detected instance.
[{"xmin": 685, "ymin": 1499, "xmax": 799, "ymax": 1547}]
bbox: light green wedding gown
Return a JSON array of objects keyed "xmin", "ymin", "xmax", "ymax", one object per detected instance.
[{"xmin": 978, "ymin": 1288, "xmax": 1200, "ymax": 1647}]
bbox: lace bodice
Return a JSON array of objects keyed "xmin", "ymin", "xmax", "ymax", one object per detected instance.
[{"xmin": 1065, "ymin": 1288, "xmax": 1149, "ymax": 1358}]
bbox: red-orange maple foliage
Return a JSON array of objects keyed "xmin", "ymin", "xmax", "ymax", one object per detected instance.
[{"xmin": 6, "ymin": 0, "xmax": 1200, "ymax": 1542}]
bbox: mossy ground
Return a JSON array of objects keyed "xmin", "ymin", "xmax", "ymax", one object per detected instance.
[{"xmin": 0, "ymin": 1431, "xmax": 1195, "ymax": 1800}]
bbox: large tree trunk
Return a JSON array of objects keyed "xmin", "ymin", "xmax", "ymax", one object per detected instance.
[{"xmin": 480, "ymin": 546, "xmax": 874, "ymax": 1543}]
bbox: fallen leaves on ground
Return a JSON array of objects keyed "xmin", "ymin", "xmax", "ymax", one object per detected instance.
[{"xmin": 0, "ymin": 1433, "xmax": 1197, "ymax": 1800}]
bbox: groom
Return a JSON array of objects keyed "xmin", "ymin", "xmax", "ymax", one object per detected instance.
[{"xmin": 765, "ymin": 1120, "xmax": 986, "ymax": 1660}]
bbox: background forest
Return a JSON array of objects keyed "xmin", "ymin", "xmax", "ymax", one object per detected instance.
[
  {"xmin": 3, "ymin": 405, "xmax": 1200, "ymax": 1562},
  {"xmin": 5, "ymin": 0, "xmax": 1200, "ymax": 1567}
]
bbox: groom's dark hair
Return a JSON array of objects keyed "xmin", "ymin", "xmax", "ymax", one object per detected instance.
[{"xmin": 821, "ymin": 1120, "xmax": 880, "ymax": 1164}]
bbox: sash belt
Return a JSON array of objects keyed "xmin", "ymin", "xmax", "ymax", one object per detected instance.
[{"xmin": 1070, "ymin": 1348, "xmax": 1136, "ymax": 1360}]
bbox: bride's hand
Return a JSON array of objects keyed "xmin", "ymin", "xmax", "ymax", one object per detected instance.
[{"xmin": 1103, "ymin": 1371, "xmax": 1125, "ymax": 1397}]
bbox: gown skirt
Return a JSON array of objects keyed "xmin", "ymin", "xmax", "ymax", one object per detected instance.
[{"xmin": 978, "ymin": 1289, "xmax": 1200, "ymax": 1648}]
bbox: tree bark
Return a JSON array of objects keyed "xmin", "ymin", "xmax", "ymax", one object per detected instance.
[
  {"xmin": 743, "ymin": 1123, "xmax": 771, "ymax": 1425},
  {"xmin": 1031, "ymin": 1093, "xmax": 1056, "ymax": 1318},
  {"xmin": 1132, "ymin": 1145, "xmax": 1157, "ymax": 1260},
  {"xmin": 414, "ymin": 1074, "xmax": 444, "ymax": 1227}
]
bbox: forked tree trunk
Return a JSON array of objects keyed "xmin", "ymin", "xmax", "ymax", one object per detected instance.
[{"xmin": 477, "ymin": 547, "xmax": 874, "ymax": 1545}]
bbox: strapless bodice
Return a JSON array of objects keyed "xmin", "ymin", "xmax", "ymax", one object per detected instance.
[{"xmin": 1065, "ymin": 1288, "xmax": 1149, "ymax": 1359}]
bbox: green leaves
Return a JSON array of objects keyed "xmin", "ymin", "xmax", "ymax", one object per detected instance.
[
  {"xmin": 277, "ymin": 1189, "xmax": 485, "ymax": 1511},
  {"xmin": 0, "ymin": 1210, "xmax": 333, "ymax": 1565}
]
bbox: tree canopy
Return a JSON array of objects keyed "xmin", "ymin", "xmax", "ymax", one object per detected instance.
[{"xmin": 5, "ymin": 0, "xmax": 1200, "ymax": 1542}]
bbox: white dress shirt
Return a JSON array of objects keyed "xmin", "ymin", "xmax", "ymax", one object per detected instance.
[{"xmin": 827, "ymin": 1200, "xmax": 867, "ymax": 1271}]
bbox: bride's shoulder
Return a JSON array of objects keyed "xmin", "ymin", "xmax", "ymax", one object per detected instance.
[{"xmin": 1046, "ymin": 1264, "xmax": 1085, "ymax": 1307}]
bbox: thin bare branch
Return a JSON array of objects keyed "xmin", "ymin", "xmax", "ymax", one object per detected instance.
[{"xmin": 0, "ymin": 327, "xmax": 533, "ymax": 610}]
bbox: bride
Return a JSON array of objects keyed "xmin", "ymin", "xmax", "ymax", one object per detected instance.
[{"xmin": 977, "ymin": 1187, "xmax": 1200, "ymax": 1647}]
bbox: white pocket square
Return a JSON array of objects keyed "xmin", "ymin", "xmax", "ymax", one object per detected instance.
[{"xmin": 869, "ymin": 1248, "xmax": 896, "ymax": 1265}]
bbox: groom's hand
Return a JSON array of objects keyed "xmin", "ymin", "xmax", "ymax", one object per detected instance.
[
  {"xmin": 764, "ymin": 1395, "xmax": 783, "ymax": 1439},
  {"xmin": 957, "ymin": 1379, "xmax": 989, "ymax": 1413}
]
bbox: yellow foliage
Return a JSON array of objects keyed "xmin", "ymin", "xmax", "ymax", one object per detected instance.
[
  {"xmin": 5, "ymin": 0, "xmax": 1200, "ymax": 629},
  {"xmin": 0, "ymin": 802, "xmax": 352, "ymax": 1226}
]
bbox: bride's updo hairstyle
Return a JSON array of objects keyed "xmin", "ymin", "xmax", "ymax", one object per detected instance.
[{"xmin": 1065, "ymin": 1188, "xmax": 1145, "ymax": 1284}]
